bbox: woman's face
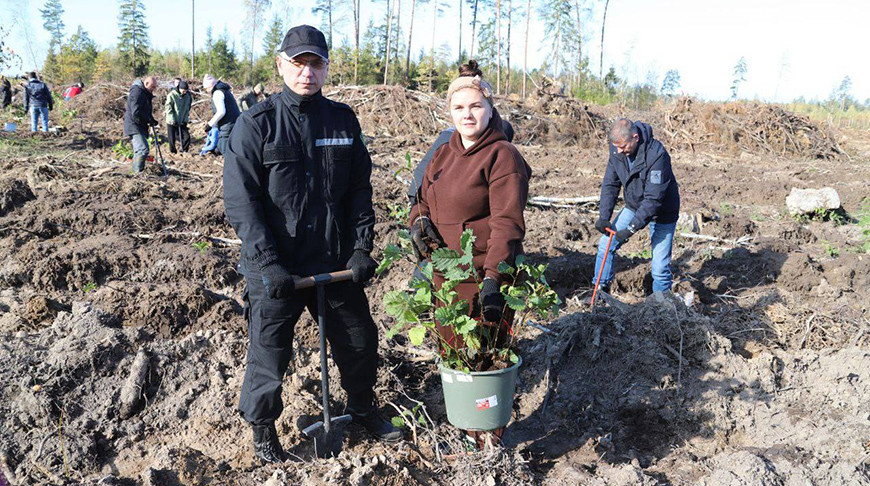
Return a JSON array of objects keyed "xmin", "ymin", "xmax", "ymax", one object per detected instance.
[{"xmin": 450, "ymin": 88, "xmax": 492, "ymax": 143}]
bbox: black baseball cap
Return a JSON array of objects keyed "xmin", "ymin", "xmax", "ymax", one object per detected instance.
[{"xmin": 277, "ymin": 25, "xmax": 328, "ymax": 60}]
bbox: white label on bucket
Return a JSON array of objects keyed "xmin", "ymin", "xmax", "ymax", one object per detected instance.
[
  {"xmin": 456, "ymin": 374, "xmax": 473, "ymax": 383},
  {"xmin": 475, "ymin": 395, "xmax": 499, "ymax": 410},
  {"xmin": 442, "ymin": 374, "xmax": 453, "ymax": 383}
]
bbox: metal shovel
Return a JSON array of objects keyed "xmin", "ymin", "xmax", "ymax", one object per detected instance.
[
  {"xmin": 150, "ymin": 124, "xmax": 168, "ymax": 176},
  {"xmin": 297, "ymin": 269, "xmax": 355, "ymax": 458}
]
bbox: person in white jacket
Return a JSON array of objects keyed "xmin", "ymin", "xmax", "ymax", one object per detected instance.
[{"xmin": 201, "ymin": 74, "xmax": 241, "ymax": 155}]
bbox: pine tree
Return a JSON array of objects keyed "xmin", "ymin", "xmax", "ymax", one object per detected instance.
[
  {"xmin": 243, "ymin": 0, "xmax": 271, "ymax": 84},
  {"xmin": 40, "ymin": 0, "xmax": 65, "ymax": 54},
  {"xmin": 730, "ymin": 56, "xmax": 747, "ymax": 100},
  {"xmin": 57, "ymin": 26, "xmax": 98, "ymax": 82},
  {"xmin": 117, "ymin": 0, "xmax": 150, "ymax": 76},
  {"xmin": 262, "ymin": 15, "xmax": 284, "ymax": 57},
  {"xmin": 661, "ymin": 69, "xmax": 680, "ymax": 97},
  {"xmin": 312, "ymin": 0, "xmax": 335, "ymax": 48},
  {"xmin": 539, "ymin": 0, "xmax": 576, "ymax": 78}
]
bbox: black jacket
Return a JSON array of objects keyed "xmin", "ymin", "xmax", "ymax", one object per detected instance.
[
  {"xmin": 599, "ymin": 121, "xmax": 680, "ymax": 229},
  {"xmin": 223, "ymin": 86, "xmax": 375, "ymax": 277},
  {"xmin": 123, "ymin": 80, "xmax": 156, "ymax": 136},
  {"xmin": 211, "ymin": 81, "xmax": 241, "ymax": 129},
  {"xmin": 24, "ymin": 79, "xmax": 53, "ymax": 110},
  {"xmin": 1, "ymin": 78, "xmax": 12, "ymax": 106}
]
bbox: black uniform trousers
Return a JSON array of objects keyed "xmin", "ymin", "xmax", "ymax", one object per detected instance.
[
  {"xmin": 238, "ymin": 275, "xmax": 379, "ymax": 425},
  {"xmin": 166, "ymin": 123, "xmax": 190, "ymax": 153}
]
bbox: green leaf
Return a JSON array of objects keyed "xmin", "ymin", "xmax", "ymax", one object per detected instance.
[
  {"xmin": 505, "ymin": 294, "xmax": 526, "ymax": 311},
  {"xmin": 376, "ymin": 244, "xmax": 405, "ymax": 275},
  {"xmin": 384, "ymin": 291, "xmax": 412, "ymax": 317},
  {"xmin": 421, "ymin": 261, "xmax": 434, "ymax": 280},
  {"xmin": 465, "ymin": 333, "xmax": 481, "ymax": 351},
  {"xmin": 453, "ymin": 315, "xmax": 477, "ymax": 334},
  {"xmin": 391, "ymin": 416, "xmax": 405, "ymax": 428},
  {"xmin": 509, "ymin": 350, "xmax": 519, "ymax": 364},
  {"xmin": 515, "ymin": 254, "xmax": 526, "ymax": 267},
  {"xmin": 417, "ymin": 415, "xmax": 427, "ymax": 426},
  {"xmin": 434, "ymin": 306, "xmax": 457, "ymax": 323},
  {"xmin": 386, "ymin": 322, "xmax": 404, "ymax": 340},
  {"xmin": 431, "ymin": 248, "xmax": 462, "ymax": 273},
  {"xmin": 460, "ymin": 229, "xmax": 476, "ymax": 258},
  {"xmin": 408, "ymin": 325, "xmax": 427, "ymax": 346},
  {"xmin": 497, "ymin": 261, "xmax": 516, "ymax": 275}
]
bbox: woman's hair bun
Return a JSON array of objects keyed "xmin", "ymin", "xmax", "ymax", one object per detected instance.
[{"xmin": 459, "ymin": 60, "xmax": 483, "ymax": 77}]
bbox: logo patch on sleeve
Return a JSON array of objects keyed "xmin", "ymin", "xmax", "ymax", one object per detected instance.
[{"xmin": 650, "ymin": 170, "xmax": 662, "ymax": 184}]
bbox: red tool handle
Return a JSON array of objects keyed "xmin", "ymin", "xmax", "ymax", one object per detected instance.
[
  {"xmin": 591, "ymin": 228, "xmax": 617, "ymax": 308},
  {"xmin": 293, "ymin": 269, "xmax": 354, "ymax": 289}
]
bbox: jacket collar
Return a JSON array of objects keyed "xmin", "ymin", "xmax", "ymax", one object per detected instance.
[{"xmin": 281, "ymin": 85, "xmax": 322, "ymax": 112}]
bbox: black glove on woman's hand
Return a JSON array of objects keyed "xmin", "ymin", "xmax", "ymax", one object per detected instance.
[
  {"xmin": 346, "ymin": 249, "xmax": 377, "ymax": 283},
  {"xmin": 261, "ymin": 262, "xmax": 295, "ymax": 299},
  {"xmin": 480, "ymin": 278, "xmax": 505, "ymax": 323},
  {"xmin": 595, "ymin": 218, "xmax": 612, "ymax": 235},
  {"xmin": 409, "ymin": 216, "xmax": 444, "ymax": 260}
]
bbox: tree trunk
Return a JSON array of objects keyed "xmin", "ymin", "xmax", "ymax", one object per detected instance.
[
  {"xmin": 522, "ymin": 0, "xmax": 530, "ymax": 98},
  {"xmin": 470, "ymin": 0, "xmax": 479, "ymax": 58},
  {"xmin": 505, "ymin": 0, "xmax": 511, "ymax": 94},
  {"xmin": 191, "ymin": 0, "xmax": 195, "ymax": 78},
  {"xmin": 328, "ymin": 0, "xmax": 333, "ymax": 48},
  {"xmin": 384, "ymin": 0, "xmax": 394, "ymax": 85},
  {"xmin": 575, "ymin": 0, "xmax": 582, "ymax": 91},
  {"xmin": 496, "ymin": 0, "xmax": 501, "ymax": 94},
  {"xmin": 599, "ymin": 0, "xmax": 609, "ymax": 79},
  {"xmin": 458, "ymin": 0, "xmax": 463, "ymax": 64},
  {"xmin": 354, "ymin": 0, "xmax": 360, "ymax": 84},
  {"xmin": 429, "ymin": 0, "xmax": 436, "ymax": 91},
  {"xmin": 405, "ymin": 0, "xmax": 416, "ymax": 79}
]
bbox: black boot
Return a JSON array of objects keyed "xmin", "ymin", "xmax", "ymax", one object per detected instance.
[
  {"xmin": 252, "ymin": 422, "xmax": 286, "ymax": 464},
  {"xmin": 345, "ymin": 404, "xmax": 403, "ymax": 443}
]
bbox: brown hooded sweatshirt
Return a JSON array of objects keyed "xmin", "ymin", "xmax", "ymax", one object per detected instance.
[{"xmin": 409, "ymin": 109, "xmax": 532, "ymax": 284}]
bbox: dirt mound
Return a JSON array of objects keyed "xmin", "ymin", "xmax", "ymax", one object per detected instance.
[
  {"xmin": 660, "ymin": 97, "xmax": 844, "ymax": 159},
  {"xmin": 0, "ymin": 177, "xmax": 35, "ymax": 217}
]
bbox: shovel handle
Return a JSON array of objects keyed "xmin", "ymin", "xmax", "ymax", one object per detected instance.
[
  {"xmin": 293, "ymin": 269, "xmax": 354, "ymax": 289},
  {"xmin": 591, "ymin": 228, "xmax": 617, "ymax": 308}
]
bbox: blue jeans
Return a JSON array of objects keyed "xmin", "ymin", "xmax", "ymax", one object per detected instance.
[
  {"xmin": 594, "ymin": 208, "xmax": 676, "ymax": 293},
  {"xmin": 130, "ymin": 131, "xmax": 150, "ymax": 173},
  {"xmin": 30, "ymin": 106, "xmax": 49, "ymax": 132}
]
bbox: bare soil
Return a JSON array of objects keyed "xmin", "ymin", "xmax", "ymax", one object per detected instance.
[{"xmin": 0, "ymin": 86, "xmax": 868, "ymax": 485}]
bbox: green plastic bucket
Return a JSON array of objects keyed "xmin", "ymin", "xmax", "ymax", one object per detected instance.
[{"xmin": 439, "ymin": 356, "xmax": 522, "ymax": 430}]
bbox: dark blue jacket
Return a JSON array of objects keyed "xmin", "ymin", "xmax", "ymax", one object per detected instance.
[
  {"xmin": 599, "ymin": 121, "xmax": 679, "ymax": 228},
  {"xmin": 210, "ymin": 81, "xmax": 241, "ymax": 129},
  {"xmin": 123, "ymin": 80, "xmax": 156, "ymax": 136},
  {"xmin": 24, "ymin": 79, "xmax": 53, "ymax": 110}
]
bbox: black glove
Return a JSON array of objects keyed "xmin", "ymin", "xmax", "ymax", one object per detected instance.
[
  {"xmin": 409, "ymin": 216, "xmax": 443, "ymax": 260},
  {"xmin": 346, "ymin": 249, "xmax": 377, "ymax": 284},
  {"xmin": 615, "ymin": 227, "xmax": 636, "ymax": 245},
  {"xmin": 261, "ymin": 262, "xmax": 295, "ymax": 299},
  {"xmin": 203, "ymin": 122, "xmax": 212, "ymax": 134},
  {"xmin": 149, "ymin": 119, "xmax": 159, "ymax": 127},
  {"xmin": 595, "ymin": 218, "xmax": 612, "ymax": 235},
  {"xmin": 480, "ymin": 278, "xmax": 505, "ymax": 323}
]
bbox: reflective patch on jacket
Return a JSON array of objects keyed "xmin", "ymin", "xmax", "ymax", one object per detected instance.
[
  {"xmin": 650, "ymin": 169, "xmax": 662, "ymax": 184},
  {"xmin": 315, "ymin": 138, "xmax": 354, "ymax": 147}
]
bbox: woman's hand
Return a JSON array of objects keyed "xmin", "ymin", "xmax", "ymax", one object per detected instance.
[{"xmin": 409, "ymin": 216, "xmax": 444, "ymax": 260}]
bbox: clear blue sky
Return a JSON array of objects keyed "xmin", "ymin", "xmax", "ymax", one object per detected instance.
[{"xmin": 2, "ymin": 0, "xmax": 866, "ymax": 103}]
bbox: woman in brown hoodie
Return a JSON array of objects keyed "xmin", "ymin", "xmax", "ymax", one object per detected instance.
[{"xmin": 408, "ymin": 61, "xmax": 531, "ymax": 447}]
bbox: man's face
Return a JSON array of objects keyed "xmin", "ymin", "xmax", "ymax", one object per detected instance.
[
  {"xmin": 144, "ymin": 77, "xmax": 158, "ymax": 93},
  {"xmin": 612, "ymin": 133, "xmax": 639, "ymax": 157},
  {"xmin": 277, "ymin": 53, "xmax": 328, "ymax": 96}
]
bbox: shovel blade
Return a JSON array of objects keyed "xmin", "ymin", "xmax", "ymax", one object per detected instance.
[{"xmin": 302, "ymin": 414, "xmax": 353, "ymax": 458}]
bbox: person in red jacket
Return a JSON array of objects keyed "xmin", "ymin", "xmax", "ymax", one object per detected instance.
[
  {"xmin": 63, "ymin": 82, "xmax": 83, "ymax": 101},
  {"xmin": 407, "ymin": 60, "xmax": 531, "ymax": 448}
]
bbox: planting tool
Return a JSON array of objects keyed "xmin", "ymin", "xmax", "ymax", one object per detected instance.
[
  {"xmin": 150, "ymin": 125, "xmax": 168, "ymax": 176},
  {"xmin": 591, "ymin": 228, "xmax": 617, "ymax": 308},
  {"xmin": 298, "ymin": 269, "xmax": 355, "ymax": 458}
]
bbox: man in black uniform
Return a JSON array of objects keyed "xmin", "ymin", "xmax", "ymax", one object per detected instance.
[{"xmin": 223, "ymin": 25, "xmax": 401, "ymax": 464}]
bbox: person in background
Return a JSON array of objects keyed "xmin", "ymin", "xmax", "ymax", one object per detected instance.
[
  {"xmin": 164, "ymin": 80, "xmax": 192, "ymax": 153},
  {"xmin": 201, "ymin": 74, "xmax": 241, "ymax": 155},
  {"xmin": 2, "ymin": 75, "xmax": 14, "ymax": 109},
  {"xmin": 23, "ymin": 72, "xmax": 53, "ymax": 132},
  {"xmin": 63, "ymin": 82, "xmax": 84, "ymax": 101},
  {"xmin": 240, "ymin": 83, "xmax": 268, "ymax": 111},
  {"xmin": 593, "ymin": 118, "xmax": 680, "ymax": 294},
  {"xmin": 123, "ymin": 75, "xmax": 159, "ymax": 173}
]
